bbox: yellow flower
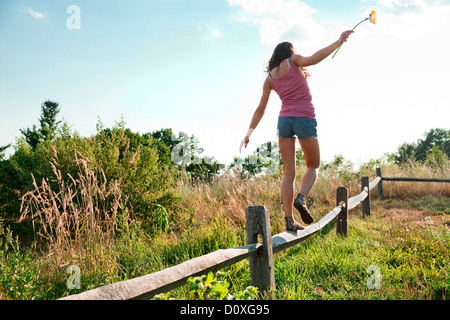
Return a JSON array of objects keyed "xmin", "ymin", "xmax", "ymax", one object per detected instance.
[
  {"xmin": 370, "ymin": 10, "xmax": 377, "ymax": 24},
  {"xmin": 332, "ymin": 10, "xmax": 377, "ymax": 59}
]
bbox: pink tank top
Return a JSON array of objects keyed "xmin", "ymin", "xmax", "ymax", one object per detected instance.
[{"xmin": 269, "ymin": 57, "xmax": 315, "ymax": 119}]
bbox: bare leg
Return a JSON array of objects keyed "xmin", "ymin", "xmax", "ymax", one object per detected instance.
[
  {"xmin": 279, "ymin": 137, "xmax": 305, "ymax": 231},
  {"xmin": 291, "ymin": 136, "xmax": 320, "ymax": 225},
  {"xmin": 279, "ymin": 137, "xmax": 296, "ymax": 217},
  {"xmin": 298, "ymin": 136, "xmax": 320, "ymax": 196}
]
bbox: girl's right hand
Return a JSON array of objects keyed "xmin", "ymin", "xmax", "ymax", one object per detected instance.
[{"xmin": 239, "ymin": 136, "xmax": 250, "ymax": 153}]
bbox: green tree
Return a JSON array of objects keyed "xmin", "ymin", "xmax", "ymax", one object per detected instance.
[
  {"xmin": 415, "ymin": 128, "xmax": 449, "ymax": 162},
  {"xmin": 230, "ymin": 141, "xmax": 280, "ymax": 178},
  {"xmin": 148, "ymin": 128, "xmax": 178, "ymax": 167},
  {"xmin": 425, "ymin": 145, "xmax": 449, "ymax": 169},
  {"xmin": 0, "ymin": 144, "xmax": 10, "ymax": 160},
  {"xmin": 20, "ymin": 100, "xmax": 61, "ymax": 149},
  {"xmin": 150, "ymin": 128, "xmax": 180, "ymax": 152},
  {"xmin": 322, "ymin": 154, "xmax": 356, "ymax": 184},
  {"xmin": 38, "ymin": 100, "xmax": 61, "ymax": 141},
  {"xmin": 98, "ymin": 126, "xmax": 173, "ymax": 168},
  {"xmin": 392, "ymin": 128, "xmax": 449, "ymax": 164},
  {"xmin": 169, "ymin": 132, "xmax": 223, "ymax": 181},
  {"xmin": 393, "ymin": 142, "xmax": 418, "ymax": 164},
  {"xmin": 0, "ymin": 120, "xmax": 176, "ymax": 238}
]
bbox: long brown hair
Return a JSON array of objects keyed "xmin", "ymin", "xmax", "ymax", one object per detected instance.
[{"xmin": 266, "ymin": 42, "xmax": 294, "ymax": 73}]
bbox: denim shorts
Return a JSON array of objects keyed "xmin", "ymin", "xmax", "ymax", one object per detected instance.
[{"xmin": 277, "ymin": 117, "xmax": 318, "ymax": 139}]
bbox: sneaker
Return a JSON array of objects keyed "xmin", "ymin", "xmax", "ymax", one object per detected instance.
[
  {"xmin": 285, "ymin": 216, "xmax": 305, "ymax": 231},
  {"xmin": 293, "ymin": 193, "xmax": 314, "ymax": 224}
]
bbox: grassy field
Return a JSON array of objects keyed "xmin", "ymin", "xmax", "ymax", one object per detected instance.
[
  {"xmin": 159, "ymin": 194, "xmax": 450, "ymax": 300},
  {"xmin": 0, "ymin": 162, "xmax": 449, "ymax": 300}
]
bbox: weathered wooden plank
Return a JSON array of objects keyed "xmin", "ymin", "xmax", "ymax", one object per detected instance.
[
  {"xmin": 369, "ymin": 176, "xmax": 381, "ymax": 191},
  {"xmin": 346, "ymin": 176, "xmax": 380, "ymax": 211},
  {"xmin": 61, "ymin": 176, "xmax": 383, "ymax": 300},
  {"xmin": 348, "ymin": 188, "xmax": 367, "ymax": 210},
  {"xmin": 59, "ymin": 243, "xmax": 261, "ymax": 300},
  {"xmin": 272, "ymin": 176, "xmax": 381, "ymax": 253},
  {"xmin": 272, "ymin": 206, "xmax": 342, "ymax": 254}
]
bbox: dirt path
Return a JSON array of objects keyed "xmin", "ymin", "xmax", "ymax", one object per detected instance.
[{"xmin": 375, "ymin": 196, "xmax": 450, "ymax": 230}]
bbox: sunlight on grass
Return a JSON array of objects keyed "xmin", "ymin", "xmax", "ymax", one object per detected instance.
[{"xmin": 0, "ymin": 159, "xmax": 448, "ymax": 299}]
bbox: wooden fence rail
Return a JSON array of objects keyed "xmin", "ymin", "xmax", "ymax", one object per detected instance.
[
  {"xmin": 60, "ymin": 168, "xmax": 449, "ymax": 300},
  {"xmin": 376, "ymin": 167, "xmax": 450, "ymax": 200},
  {"xmin": 62, "ymin": 167, "xmax": 449, "ymax": 300},
  {"xmin": 60, "ymin": 175, "xmax": 381, "ymax": 300}
]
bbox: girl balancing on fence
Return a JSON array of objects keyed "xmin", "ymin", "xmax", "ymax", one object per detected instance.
[{"xmin": 239, "ymin": 30, "xmax": 355, "ymax": 231}]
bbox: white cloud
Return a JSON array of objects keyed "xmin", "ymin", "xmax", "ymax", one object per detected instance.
[
  {"xmin": 26, "ymin": 6, "xmax": 45, "ymax": 19},
  {"xmin": 211, "ymin": 28, "xmax": 223, "ymax": 38},
  {"xmin": 227, "ymin": 0, "xmax": 325, "ymax": 46},
  {"xmin": 376, "ymin": 0, "xmax": 426, "ymax": 10},
  {"xmin": 372, "ymin": 1, "xmax": 450, "ymax": 40},
  {"xmin": 310, "ymin": 0, "xmax": 450, "ymax": 164},
  {"xmin": 238, "ymin": 14, "xmax": 250, "ymax": 22},
  {"xmin": 223, "ymin": 0, "xmax": 450, "ymax": 165},
  {"xmin": 197, "ymin": 24, "xmax": 224, "ymax": 39}
]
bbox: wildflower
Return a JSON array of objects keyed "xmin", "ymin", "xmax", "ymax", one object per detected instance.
[
  {"xmin": 370, "ymin": 10, "xmax": 377, "ymax": 24},
  {"xmin": 332, "ymin": 10, "xmax": 377, "ymax": 59}
]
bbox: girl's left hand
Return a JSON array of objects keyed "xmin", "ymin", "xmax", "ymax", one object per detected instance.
[{"xmin": 239, "ymin": 136, "xmax": 250, "ymax": 153}]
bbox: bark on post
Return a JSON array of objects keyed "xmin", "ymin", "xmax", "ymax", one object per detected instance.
[
  {"xmin": 361, "ymin": 176, "xmax": 370, "ymax": 218},
  {"xmin": 336, "ymin": 187, "xmax": 348, "ymax": 237},
  {"xmin": 376, "ymin": 167, "xmax": 384, "ymax": 200},
  {"xmin": 245, "ymin": 206, "xmax": 275, "ymax": 295}
]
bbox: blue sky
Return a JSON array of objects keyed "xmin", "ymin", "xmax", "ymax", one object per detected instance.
[{"xmin": 1, "ymin": 0, "xmax": 449, "ymax": 167}]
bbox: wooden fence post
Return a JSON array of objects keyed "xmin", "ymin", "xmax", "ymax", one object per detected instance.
[
  {"xmin": 361, "ymin": 176, "xmax": 370, "ymax": 218},
  {"xmin": 336, "ymin": 187, "xmax": 348, "ymax": 237},
  {"xmin": 245, "ymin": 206, "xmax": 275, "ymax": 295},
  {"xmin": 376, "ymin": 167, "xmax": 384, "ymax": 200}
]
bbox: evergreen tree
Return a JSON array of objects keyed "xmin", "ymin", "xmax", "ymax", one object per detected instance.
[
  {"xmin": 0, "ymin": 144, "xmax": 10, "ymax": 160},
  {"xmin": 39, "ymin": 100, "xmax": 61, "ymax": 141},
  {"xmin": 20, "ymin": 100, "xmax": 61, "ymax": 149}
]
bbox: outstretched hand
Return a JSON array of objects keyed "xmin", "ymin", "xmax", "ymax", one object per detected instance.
[
  {"xmin": 338, "ymin": 30, "xmax": 354, "ymax": 44},
  {"xmin": 239, "ymin": 136, "xmax": 250, "ymax": 153}
]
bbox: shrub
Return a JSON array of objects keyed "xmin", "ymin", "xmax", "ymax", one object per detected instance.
[
  {"xmin": 0, "ymin": 120, "xmax": 175, "ymax": 240},
  {"xmin": 19, "ymin": 149, "xmax": 122, "ymax": 266}
]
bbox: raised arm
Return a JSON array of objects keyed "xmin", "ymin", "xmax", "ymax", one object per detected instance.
[{"xmin": 292, "ymin": 30, "xmax": 354, "ymax": 67}]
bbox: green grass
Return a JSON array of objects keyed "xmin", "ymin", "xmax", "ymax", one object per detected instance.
[
  {"xmin": 1, "ymin": 195, "xmax": 449, "ymax": 300},
  {"xmin": 1, "ymin": 163, "xmax": 449, "ymax": 300},
  {"xmin": 151, "ymin": 196, "xmax": 450, "ymax": 300},
  {"xmin": 270, "ymin": 202, "xmax": 449, "ymax": 300}
]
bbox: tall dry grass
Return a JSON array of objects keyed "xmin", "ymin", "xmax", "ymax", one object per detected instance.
[
  {"xmin": 4, "ymin": 149, "xmax": 448, "ymax": 299},
  {"xmin": 19, "ymin": 147, "xmax": 123, "ymax": 271},
  {"xmin": 377, "ymin": 161, "xmax": 450, "ymax": 198},
  {"xmin": 174, "ymin": 170, "xmax": 275, "ymax": 224},
  {"xmin": 174, "ymin": 167, "xmax": 348, "ymax": 234},
  {"xmin": 175, "ymin": 160, "xmax": 449, "ymax": 234}
]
